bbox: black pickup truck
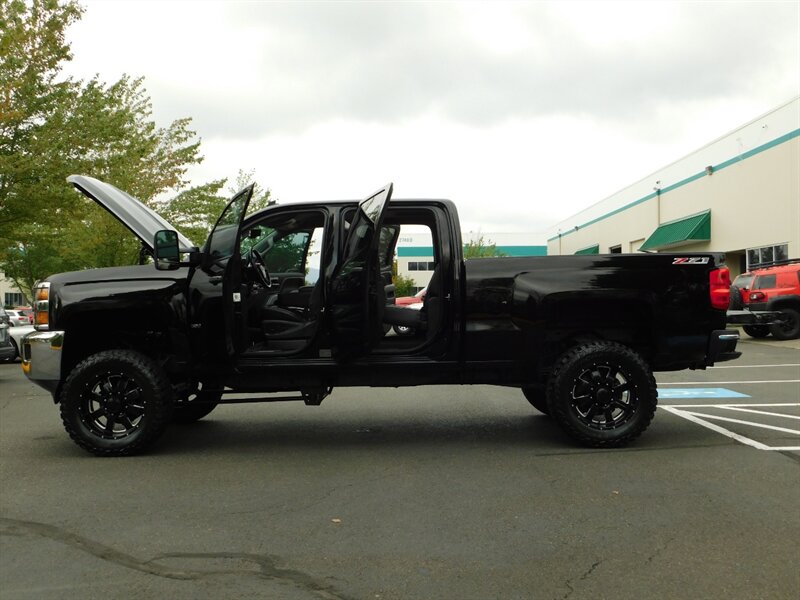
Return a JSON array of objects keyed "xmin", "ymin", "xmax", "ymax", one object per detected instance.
[{"xmin": 23, "ymin": 176, "xmax": 740, "ymax": 456}]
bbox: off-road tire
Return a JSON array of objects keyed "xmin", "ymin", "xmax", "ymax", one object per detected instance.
[
  {"xmin": 522, "ymin": 386, "xmax": 549, "ymax": 415},
  {"xmin": 59, "ymin": 350, "xmax": 173, "ymax": 456},
  {"xmin": 769, "ymin": 308, "xmax": 800, "ymax": 340},
  {"xmin": 546, "ymin": 341, "xmax": 657, "ymax": 448}
]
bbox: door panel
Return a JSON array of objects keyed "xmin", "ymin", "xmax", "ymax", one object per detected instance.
[
  {"xmin": 328, "ymin": 183, "xmax": 393, "ymax": 359},
  {"xmin": 206, "ymin": 185, "xmax": 254, "ymax": 356}
]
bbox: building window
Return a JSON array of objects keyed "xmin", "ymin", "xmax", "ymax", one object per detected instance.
[
  {"xmin": 4, "ymin": 293, "xmax": 24, "ymax": 307},
  {"xmin": 408, "ymin": 261, "xmax": 435, "ymax": 271},
  {"xmin": 609, "ymin": 245, "xmax": 622, "ymax": 254},
  {"xmin": 747, "ymin": 244, "xmax": 788, "ymax": 269}
]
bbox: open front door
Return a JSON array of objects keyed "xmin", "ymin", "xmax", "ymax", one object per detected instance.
[
  {"xmin": 328, "ymin": 183, "xmax": 393, "ymax": 360},
  {"xmin": 202, "ymin": 184, "xmax": 255, "ymax": 357}
]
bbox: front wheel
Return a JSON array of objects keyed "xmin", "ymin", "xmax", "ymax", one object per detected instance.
[
  {"xmin": 546, "ymin": 342, "xmax": 657, "ymax": 448},
  {"xmin": 59, "ymin": 350, "xmax": 173, "ymax": 456}
]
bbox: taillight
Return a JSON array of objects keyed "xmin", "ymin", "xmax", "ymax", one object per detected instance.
[
  {"xmin": 749, "ymin": 291, "xmax": 766, "ymax": 302},
  {"xmin": 709, "ymin": 268, "xmax": 730, "ymax": 310},
  {"xmin": 34, "ymin": 282, "xmax": 50, "ymax": 329}
]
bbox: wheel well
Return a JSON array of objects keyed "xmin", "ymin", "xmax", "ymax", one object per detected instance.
[
  {"xmin": 60, "ymin": 308, "xmax": 184, "ymax": 385},
  {"xmin": 540, "ymin": 327, "xmax": 655, "ymax": 379},
  {"xmin": 768, "ymin": 297, "xmax": 800, "ymax": 312}
]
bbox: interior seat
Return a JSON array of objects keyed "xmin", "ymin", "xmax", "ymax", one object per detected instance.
[{"xmin": 382, "ymin": 266, "xmax": 441, "ymax": 334}]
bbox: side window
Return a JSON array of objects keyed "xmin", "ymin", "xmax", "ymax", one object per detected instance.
[
  {"xmin": 241, "ymin": 211, "xmax": 326, "ymax": 278},
  {"xmin": 754, "ymin": 275, "xmax": 776, "ymax": 290},
  {"xmin": 305, "ymin": 227, "xmax": 324, "ymax": 285}
]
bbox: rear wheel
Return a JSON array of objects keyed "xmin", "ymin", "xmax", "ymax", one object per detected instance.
[
  {"xmin": 393, "ymin": 324, "xmax": 415, "ymax": 336},
  {"xmin": 59, "ymin": 350, "xmax": 173, "ymax": 456},
  {"xmin": 742, "ymin": 325, "xmax": 770, "ymax": 338},
  {"xmin": 522, "ymin": 386, "xmax": 549, "ymax": 415},
  {"xmin": 769, "ymin": 308, "xmax": 800, "ymax": 340},
  {"xmin": 546, "ymin": 342, "xmax": 657, "ymax": 447}
]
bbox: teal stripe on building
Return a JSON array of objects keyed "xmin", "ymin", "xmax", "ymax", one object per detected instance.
[{"xmin": 398, "ymin": 245, "xmax": 547, "ymax": 257}]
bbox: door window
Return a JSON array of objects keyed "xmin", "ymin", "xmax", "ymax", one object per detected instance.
[{"xmin": 241, "ymin": 211, "xmax": 327, "ymax": 280}]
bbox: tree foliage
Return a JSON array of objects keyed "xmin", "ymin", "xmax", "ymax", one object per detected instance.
[
  {"xmin": 392, "ymin": 272, "xmax": 417, "ymax": 297},
  {"xmin": 463, "ymin": 235, "xmax": 508, "ymax": 259},
  {"xmin": 0, "ymin": 1, "xmax": 271, "ymax": 302}
]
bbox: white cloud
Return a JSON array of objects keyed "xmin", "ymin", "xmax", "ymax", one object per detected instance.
[{"xmin": 63, "ymin": 0, "xmax": 800, "ymax": 231}]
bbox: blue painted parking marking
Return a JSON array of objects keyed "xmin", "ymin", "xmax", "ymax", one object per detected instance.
[{"xmin": 657, "ymin": 388, "xmax": 750, "ymax": 399}]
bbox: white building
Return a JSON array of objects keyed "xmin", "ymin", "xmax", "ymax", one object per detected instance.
[
  {"xmin": 0, "ymin": 271, "xmax": 26, "ymax": 308},
  {"xmin": 546, "ymin": 97, "xmax": 800, "ymax": 279}
]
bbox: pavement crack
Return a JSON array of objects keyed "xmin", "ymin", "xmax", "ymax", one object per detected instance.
[
  {"xmin": 0, "ymin": 517, "xmax": 353, "ymax": 599},
  {"xmin": 646, "ymin": 537, "xmax": 675, "ymax": 564},
  {"xmin": 560, "ymin": 559, "xmax": 603, "ymax": 599}
]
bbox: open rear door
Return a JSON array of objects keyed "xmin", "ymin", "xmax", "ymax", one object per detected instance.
[{"xmin": 328, "ymin": 183, "xmax": 393, "ymax": 360}]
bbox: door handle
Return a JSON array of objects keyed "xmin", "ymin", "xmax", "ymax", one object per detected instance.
[{"xmin": 209, "ymin": 276, "xmax": 223, "ymax": 284}]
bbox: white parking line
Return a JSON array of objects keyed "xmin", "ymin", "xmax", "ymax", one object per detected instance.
[
  {"xmin": 659, "ymin": 380, "xmax": 800, "ymax": 385},
  {"xmin": 718, "ymin": 406, "xmax": 800, "ymax": 420},
  {"xmin": 710, "ymin": 363, "xmax": 800, "ymax": 369},
  {"xmin": 661, "ymin": 403, "xmax": 800, "ymax": 451},
  {"xmin": 677, "ymin": 412, "xmax": 799, "ymax": 435}
]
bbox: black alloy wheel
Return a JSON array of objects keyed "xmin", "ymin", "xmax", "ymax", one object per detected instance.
[
  {"xmin": 547, "ymin": 341, "xmax": 657, "ymax": 447},
  {"xmin": 60, "ymin": 350, "xmax": 172, "ymax": 456}
]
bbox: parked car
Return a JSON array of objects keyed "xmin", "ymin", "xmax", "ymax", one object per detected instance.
[
  {"xmin": 740, "ymin": 259, "xmax": 800, "ymax": 340},
  {"xmin": 392, "ymin": 300, "xmax": 424, "ymax": 336},
  {"xmin": 6, "ymin": 308, "xmax": 33, "ymax": 326},
  {"xmin": 0, "ymin": 321, "xmax": 15, "ymax": 362},
  {"xmin": 2, "ymin": 325, "xmax": 34, "ymax": 362},
  {"xmin": 395, "ymin": 288, "xmax": 427, "ymax": 307}
]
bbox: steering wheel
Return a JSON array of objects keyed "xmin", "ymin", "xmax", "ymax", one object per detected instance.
[{"xmin": 248, "ymin": 248, "xmax": 271, "ymax": 288}]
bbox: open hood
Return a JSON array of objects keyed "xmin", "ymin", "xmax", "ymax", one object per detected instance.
[{"xmin": 67, "ymin": 175, "xmax": 196, "ymax": 252}]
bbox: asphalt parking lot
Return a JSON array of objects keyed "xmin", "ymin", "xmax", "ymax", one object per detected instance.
[{"xmin": 1, "ymin": 336, "xmax": 798, "ymax": 600}]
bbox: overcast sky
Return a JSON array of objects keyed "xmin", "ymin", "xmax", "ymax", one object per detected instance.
[{"xmin": 63, "ymin": 1, "xmax": 800, "ymax": 234}]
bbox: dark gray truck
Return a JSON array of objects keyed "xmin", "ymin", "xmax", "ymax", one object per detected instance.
[{"xmin": 22, "ymin": 176, "xmax": 741, "ymax": 455}]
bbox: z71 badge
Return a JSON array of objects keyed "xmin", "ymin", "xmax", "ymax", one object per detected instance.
[{"xmin": 672, "ymin": 257, "xmax": 710, "ymax": 264}]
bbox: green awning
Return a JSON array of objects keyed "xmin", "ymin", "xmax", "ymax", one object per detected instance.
[
  {"xmin": 574, "ymin": 244, "xmax": 600, "ymax": 255},
  {"xmin": 639, "ymin": 210, "xmax": 711, "ymax": 252}
]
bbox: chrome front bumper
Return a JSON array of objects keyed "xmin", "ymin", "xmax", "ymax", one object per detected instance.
[{"xmin": 22, "ymin": 330, "xmax": 65, "ymax": 393}]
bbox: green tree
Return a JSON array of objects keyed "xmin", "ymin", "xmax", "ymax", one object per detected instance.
[
  {"xmin": 392, "ymin": 272, "xmax": 417, "ymax": 297},
  {"xmin": 391, "ymin": 261, "xmax": 416, "ymax": 297},
  {"xmin": 229, "ymin": 168, "xmax": 274, "ymax": 215},
  {"xmin": 463, "ymin": 235, "xmax": 508, "ymax": 259},
  {"xmin": 0, "ymin": 0, "xmax": 243, "ymax": 300}
]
